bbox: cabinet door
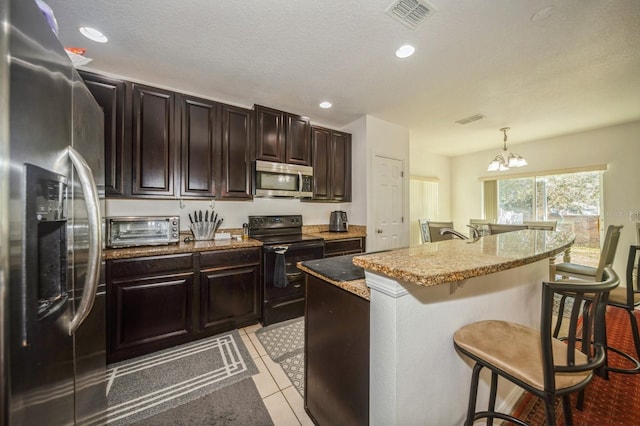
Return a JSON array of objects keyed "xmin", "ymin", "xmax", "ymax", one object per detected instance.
[
  {"xmin": 285, "ymin": 113, "xmax": 311, "ymax": 165},
  {"xmin": 200, "ymin": 264, "xmax": 260, "ymax": 332},
  {"xmin": 331, "ymin": 131, "xmax": 352, "ymax": 202},
  {"xmin": 80, "ymin": 71, "xmax": 129, "ymax": 196},
  {"xmin": 179, "ymin": 95, "xmax": 220, "ymax": 197},
  {"xmin": 131, "ymin": 83, "xmax": 176, "ymax": 197},
  {"xmin": 109, "ymin": 273, "xmax": 194, "ymax": 362},
  {"xmin": 311, "ymin": 126, "xmax": 331, "ymax": 200},
  {"xmin": 255, "ymin": 105, "xmax": 285, "ymax": 163},
  {"xmin": 220, "ymin": 105, "xmax": 253, "ymax": 199}
]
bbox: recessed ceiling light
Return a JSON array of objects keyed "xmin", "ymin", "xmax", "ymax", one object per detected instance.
[
  {"xmin": 79, "ymin": 26, "xmax": 108, "ymax": 43},
  {"xmin": 395, "ymin": 44, "xmax": 415, "ymax": 59},
  {"xmin": 319, "ymin": 101, "xmax": 332, "ymax": 109}
]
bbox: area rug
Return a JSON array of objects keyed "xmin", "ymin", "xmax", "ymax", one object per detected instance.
[
  {"xmin": 509, "ymin": 307, "xmax": 640, "ymax": 425},
  {"xmin": 105, "ymin": 330, "xmax": 260, "ymax": 425},
  {"xmin": 256, "ymin": 317, "xmax": 305, "ymax": 396},
  {"xmin": 131, "ymin": 378, "xmax": 273, "ymax": 426}
]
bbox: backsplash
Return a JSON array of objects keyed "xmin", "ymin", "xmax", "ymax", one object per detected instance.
[{"xmin": 106, "ymin": 198, "xmax": 353, "ymax": 232}]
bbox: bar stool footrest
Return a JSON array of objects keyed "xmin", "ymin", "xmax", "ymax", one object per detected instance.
[{"xmin": 606, "ymin": 345, "xmax": 640, "ymax": 375}]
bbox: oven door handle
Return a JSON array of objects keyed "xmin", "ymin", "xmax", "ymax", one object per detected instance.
[
  {"xmin": 286, "ymin": 271, "xmax": 304, "ymax": 281},
  {"xmin": 272, "ymin": 245, "xmax": 289, "ymax": 254}
]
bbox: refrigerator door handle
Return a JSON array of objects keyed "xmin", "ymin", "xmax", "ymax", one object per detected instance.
[{"xmin": 67, "ymin": 146, "xmax": 102, "ymax": 336}]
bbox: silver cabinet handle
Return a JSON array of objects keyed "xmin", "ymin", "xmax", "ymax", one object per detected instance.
[{"xmin": 67, "ymin": 146, "xmax": 102, "ymax": 335}]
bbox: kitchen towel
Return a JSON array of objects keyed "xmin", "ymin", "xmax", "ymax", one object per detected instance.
[{"xmin": 273, "ymin": 252, "xmax": 288, "ymax": 288}]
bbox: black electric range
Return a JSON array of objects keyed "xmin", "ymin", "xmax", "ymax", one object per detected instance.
[{"xmin": 248, "ymin": 215, "xmax": 324, "ymax": 325}]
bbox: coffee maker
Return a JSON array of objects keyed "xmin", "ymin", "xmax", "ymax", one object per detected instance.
[{"xmin": 329, "ymin": 211, "xmax": 348, "ymax": 232}]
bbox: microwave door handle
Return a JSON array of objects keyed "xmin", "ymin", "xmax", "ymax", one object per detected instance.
[
  {"xmin": 298, "ymin": 171, "xmax": 303, "ymax": 196},
  {"xmin": 67, "ymin": 146, "xmax": 102, "ymax": 336}
]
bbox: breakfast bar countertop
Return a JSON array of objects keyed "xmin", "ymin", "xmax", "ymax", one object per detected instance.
[{"xmin": 353, "ymin": 229, "xmax": 575, "ymax": 288}]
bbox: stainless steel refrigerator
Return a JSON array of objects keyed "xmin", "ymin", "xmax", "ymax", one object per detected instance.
[{"xmin": 0, "ymin": 0, "xmax": 107, "ymax": 424}]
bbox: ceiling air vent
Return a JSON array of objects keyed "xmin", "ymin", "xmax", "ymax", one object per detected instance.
[
  {"xmin": 455, "ymin": 114, "xmax": 486, "ymax": 125},
  {"xmin": 385, "ymin": 0, "xmax": 435, "ymax": 30}
]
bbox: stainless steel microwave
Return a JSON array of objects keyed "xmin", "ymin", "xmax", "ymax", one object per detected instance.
[
  {"xmin": 106, "ymin": 216, "xmax": 180, "ymax": 248},
  {"xmin": 254, "ymin": 160, "xmax": 313, "ymax": 198}
]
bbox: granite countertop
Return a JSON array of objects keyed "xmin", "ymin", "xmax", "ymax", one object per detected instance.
[
  {"xmin": 302, "ymin": 224, "xmax": 367, "ymax": 241},
  {"xmin": 104, "ymin": 224, "xmax": 367, "ymax": 260},
  {"xmin": 352, "ymin": 230, "xmax": 575, "ymax": 288},
  {"xmin": 297, "ymin": 254, "xmax": 370, "ymax": 301},
  {"xmin": 104, "ymin": 236, "xmax": 263, "ymax": 260}
]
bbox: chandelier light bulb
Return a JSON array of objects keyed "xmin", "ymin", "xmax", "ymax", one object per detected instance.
[{"xmin": 487, "ymin": 127, "xmax": 527, "ymax": 172}]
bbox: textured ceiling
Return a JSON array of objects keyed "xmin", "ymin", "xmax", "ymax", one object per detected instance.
[{"xmin": 45, "ymin": 0, "xmax": 640, "ymax": 156}]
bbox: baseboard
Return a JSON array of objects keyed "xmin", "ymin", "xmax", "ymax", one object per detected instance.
[{"xmin": 498, "ymin": 387, "xmax": 525, "ymax": 415}]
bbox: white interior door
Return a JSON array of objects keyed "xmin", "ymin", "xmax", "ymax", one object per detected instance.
[{"xmin": 372, "ymin": 155, "xmax": 404, "ymax": 251}]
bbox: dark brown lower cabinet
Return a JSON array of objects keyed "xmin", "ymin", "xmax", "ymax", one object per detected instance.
[
  {"xmin": 106, "ymin": 249, "xmax": 261, "ymax": 363},
  {"xmin": 107, "ymin": 254, "xmax": 194, "ymax": 363},
  {"xmin": 323, "ymin": 237, "xmax": 365, "ymax": 257},
  {"xmin": 304, "ymin": 274, "xmax": 369, "ymax": 425},
  {"xmin": 199, "ymin": 248, "xmax": 261, "ymax": 334}
]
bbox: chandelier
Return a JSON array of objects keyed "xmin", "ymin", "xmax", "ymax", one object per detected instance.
[{"xmin": 487, "ymin": 127, "xmax": 527, "ymax": 172}]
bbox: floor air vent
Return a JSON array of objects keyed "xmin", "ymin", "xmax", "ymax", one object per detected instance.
[{"xmin": 385, "ymin": 0, "xmax": 435, "ymax": 30}]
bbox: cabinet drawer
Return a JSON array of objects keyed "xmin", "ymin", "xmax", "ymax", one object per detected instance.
[
  {"xmin": 325, "ymin": 238, "xmax": 363, "ymax": 256},
  {"xmin": 109, "ymin": 253, "xmax": 193, "ymax": 279},
  {"xmin": 199, "ymin": 248, "xmax": 261, "ymax": 269}
]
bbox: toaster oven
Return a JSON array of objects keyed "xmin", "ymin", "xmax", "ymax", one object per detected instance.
[{"xmin": 106, "ymin": 216, "xmax": 180, "ymax": 248}]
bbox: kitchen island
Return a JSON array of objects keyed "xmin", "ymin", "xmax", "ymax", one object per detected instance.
[{"xmin": 301, "ymin": 230, "xmax": 574, "ymax": 426}]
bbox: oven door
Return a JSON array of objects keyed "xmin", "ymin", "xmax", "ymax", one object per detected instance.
[{"xmin": 263, "ymin": 241, "xmax": 324, "ymax": 303}]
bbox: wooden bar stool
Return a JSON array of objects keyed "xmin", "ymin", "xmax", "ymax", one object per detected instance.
[{"xmin": 453, "ymin": 267, "xmax": 619, "ymax": 426}]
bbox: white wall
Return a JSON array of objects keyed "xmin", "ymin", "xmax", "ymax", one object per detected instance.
[
  {"xmin": 450, "ymin": 120, "xmax": 640, "ymax": 274},
  {"xmin": 363, "ymin": 115, "xmax": 411, "ymax": 250}
]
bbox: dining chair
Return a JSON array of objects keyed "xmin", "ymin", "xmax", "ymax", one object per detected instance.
[
  {"xmin": 552, "ymin": 225, "xmax": 624, "ymax": 367},
  {"xmin": 487, "ymin": 223, "xmax": 528, "ymax": 235},
  {"xmin": 469, "ymin": 219, "xmax": 494, "ymax": 237},
  {"xmin": 453, "ymin": 267, "xmax": 619, "ymax": 426},
  {"xmin": 524, "ymin": 220, "xmax": 558, "ymax": 231},
  {"xmin": 427, "ymin": 221, "xmax": 454, "ymax": 242},
  {"xmin": 418, "ymin": 219, "xmax": 430, "ymax": 243},
  {"xmin": 554, "ymin": 224, "xmax": 623, "ymax": 281}
]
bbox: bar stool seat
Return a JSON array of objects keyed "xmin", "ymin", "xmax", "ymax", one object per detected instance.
[
  {"xmin": 454, "ymin": 321, "xmax": 591, "ymax": 391},
  {"xmin": 454, "ymin": 267, "xmax": 619, "ymax": 426}
]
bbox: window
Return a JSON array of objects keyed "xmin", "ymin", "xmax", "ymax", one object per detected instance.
[
  {"xmin": 410, "ymin": 177, "xmax": 438, "ymax": 246},
  {"xmin": 496, "ymin": 170, "xmax": 603, "ymax": 265}
]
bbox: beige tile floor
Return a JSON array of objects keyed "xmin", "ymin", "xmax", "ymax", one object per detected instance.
[{"xmin": 239, "ymin": 324, "xmax": 315, "ymax": 426}]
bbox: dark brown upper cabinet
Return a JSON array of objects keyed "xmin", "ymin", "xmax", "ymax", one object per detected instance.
[
  {"xmin": 179, "ymin": 94, "xmax": 220, "ymax": 198},
  {"xmin": 255, "ymin": 105, "xmax": 311, "ymax": 166},
  {"xmin": 220, "ymin": 105, "xmax": 253, "ymax": 199},
  {"xmin": 311, "ymin": 126, "xmax": 352, "ymax": 202},
  {"xmin": 79, "ymin": 71, "xmax": 130, "ymax": 197},
  {"xmin": 131, "ymin": 83, "xmax": 177, "ymax": 197}
]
